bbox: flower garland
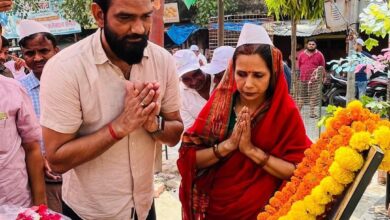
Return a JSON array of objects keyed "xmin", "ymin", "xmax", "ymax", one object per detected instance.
[{"xmin": 258, "ymin": 101, "xmax": 390, "ymax": 220}]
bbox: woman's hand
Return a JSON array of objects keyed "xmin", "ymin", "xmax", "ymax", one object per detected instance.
[
  {"xmin": 238, "ymin": 107, "xmax": 256, "ymax": 155},
  {"xmin": 220, "ymin": 110, "xmax": 244, "ymax": 153}
]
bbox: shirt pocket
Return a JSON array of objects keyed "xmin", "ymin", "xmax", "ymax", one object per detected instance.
[{"xmin": 0, "ymin": 118, "xmax": 16, "ymax": 154}]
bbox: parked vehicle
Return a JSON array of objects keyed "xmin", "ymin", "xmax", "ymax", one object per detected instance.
[
  {"xmin": 322, "ymin": 73, "xmax": 347, "ymax": 107},
  {"xmin": 366, "ymin": 71, "xmax": 388, "ymax": 101}
]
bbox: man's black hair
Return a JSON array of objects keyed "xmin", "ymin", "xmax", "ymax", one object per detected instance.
[
  {"xmin": 93, "ymin": 0, "xmax": 112, "ymax": 14},
  {"xmin": 19, "ymin": 32, "xmax": 57, "ymax": 48},
  {"xmin": 1, "ymin": 36, "xmax": 9, "ymax": 48},
  {"xmin": 307, "ymin": 38, "xmax": 317, "ymax": 44}
]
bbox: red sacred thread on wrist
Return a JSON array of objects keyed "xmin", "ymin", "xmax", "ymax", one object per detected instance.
[
  {"xmin": 260, "ymin": 152, "xmax": 270, "ymax": 168},
  {"xmin": 108, "ymin": 123, "xmax": 121, "ymax": 140}
]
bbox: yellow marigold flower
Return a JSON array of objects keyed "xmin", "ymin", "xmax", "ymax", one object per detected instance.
[
  {"xmin": 335, "ymin": 147, "xmax": 364, "ymax": 172},
  {"xmin": 320, "ymin": 176, "xmax": 345, "ymax": 196},
  {"xmin": 377, "ymin": 120, "xmax": 390, "ymax": 128},
  {"xmin": 347, "ymin": 100, "xmax": 363, "ymax": 110},
  {"xmin": 311, "ymin": 185, "xmax": 332, "ymax": 205},
  {"xmin": 325, "ymin": 117, "xmax": 335, "ymax": 130},
  {"xmin": 329, "ymin": 162, "xmax": 355, "ymax": 185},
  {"xmin": 290, "ymin": 200, "xmax": 306, "ymax": 213},
  {"xmin": 373, "ymin": 126, "xmax": 390, "ymax": 150},
  {"xmin": 304, "ymin": 195, "xmax": 325, "ymax": 216},
  {"xmin": 379, "ymin": 152, "xmax": 390, "ymax": 171},
  {"xmin": 285, "ymin": 211, "xmax": 316, "ymax": 220},
  {"xmin": 349, "ymin": 132, "xmax": 371, "ymax": 152},
  {"xmin": 351, "ymin": 121, "xmax": 366, "ymax": 132},
  {"xmin": 347, "ymin": 100, "xmax": 363, "ymax": 121}
]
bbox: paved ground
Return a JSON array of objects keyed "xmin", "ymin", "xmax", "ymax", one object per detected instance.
[{"xmin": 154, "ymin": 105, "xmax": 388, "ymax": 219}]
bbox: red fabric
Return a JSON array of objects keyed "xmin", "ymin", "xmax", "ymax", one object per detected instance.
[
  {"xmin": 298, "ymin": 50, "xmax": 325, "ymax": 81},
  {"xmin": 177, "ymin": 47, "xmax": 312, "ymax": 220}
]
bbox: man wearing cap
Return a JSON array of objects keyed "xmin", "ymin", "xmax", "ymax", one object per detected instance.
[
  {"xmin": 174, "ymin": 49, "xmax": 215, "ymax": 130},
  {"xmin": 190, "ymin": 44, "xmax": 207, "ymax": 66},
  {"xmin": 201, "ymin": 46, "xmax": 235, "ymax": 88},
  {"xmin": 40, "ymin": 0, "xmax": 183, "ymax": 219},
  {"xmin": 354, "ymin": 38, "xmax": 372, "ymax": 99},
  {"xmin": 18, "ymin": 19, "xmax": 62, "ymax": 213}
]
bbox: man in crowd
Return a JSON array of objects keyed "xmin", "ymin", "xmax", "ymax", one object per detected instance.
[
  {"xmin": 174, "ymin": 49, "xmax": 214, "ymax": 130},
  {"xmin": 0, "ymin": 74, "xmax": 46, "ymax": 207},
  {"xmin": 297, "ymin": 38, "xmax": 325, "ymax": 118},
  {"xmin": 354, "ymin": 38, "xmax": 372, "ymax": 99},
  {"xmin": 19, "ymin": 19, "xmax": 62, "ymax": 213},
  {"xmin": 0, "ymin": 36, "xmax": 13, "ymax": 78},
  {"xmin": 0, "ymin": 35, "xmax": 29, "ymax": 80},
  {"xmin": 40, "ymin": 0, "xmax": 183, "ymax": 219},
  {"xmin": 201, "ymin": 45, "xmax": 235, "ymax": 88},
  {"xmin": 190, "ymin": 44, "xmax": 207, "ymax": 66}
]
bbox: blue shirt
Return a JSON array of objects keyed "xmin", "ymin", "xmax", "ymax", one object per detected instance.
[
  {"xmin": 20, "ymin": 72, "xmax": 40, "ymax": 118},
  {"xmin": 20, "ymin": 73, "xmax": 44, "ymax": 153}
]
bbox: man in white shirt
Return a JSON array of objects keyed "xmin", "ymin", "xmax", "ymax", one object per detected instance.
[
  {"xmin": 174, "ymin": 49, "xmax": 214, "ymax": 130},
  {"xmin": 190, "ymin": 45, "xmax": 207, "ymax": 66}
]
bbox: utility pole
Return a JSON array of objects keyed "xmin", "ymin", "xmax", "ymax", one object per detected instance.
[
  {"xmin": 346, "ymin": 0, "xmax": 359, "ymax": 103},
  {"xmin": 217, "ymin": 0, "xmax": 224, "ymax": 46}
]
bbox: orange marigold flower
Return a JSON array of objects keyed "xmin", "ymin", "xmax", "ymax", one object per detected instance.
[
  {"xmin": 338, "ymin": 126, "xmax": 353, "ymax": 139},
  {"xmin": 351, "ymin": 121, "xmax": 366, "ymax": 132},
  {"xmin": 265, "ymin": 204, "xmax": 277, "ymax": 214},
  {"xmin": 365, "ymin": 119, "xmax": 378, "ymax": 133},
  {"xmin": 257, "ymin": 212, "xmax": 270, "ymax": 220},
  {"xmin": 270, "ymin": 197, "xmax": 283, "ymax": 208}
]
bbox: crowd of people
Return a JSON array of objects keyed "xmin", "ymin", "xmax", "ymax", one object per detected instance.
[{"xmin": 0, "ymin": 0, "xmax": 379, "ymax": 220}]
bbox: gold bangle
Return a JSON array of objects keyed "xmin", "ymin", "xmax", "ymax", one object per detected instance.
[{"xmin": 213, "ymin": 144, "xmax": 224, "ymax": 160}]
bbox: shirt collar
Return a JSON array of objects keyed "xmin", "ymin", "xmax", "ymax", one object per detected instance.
[
  {"xmin": 93, "ymin": 28, "xmax": 150, "ymax": 65},
  {"xmin": 24, "ymin": 72, "xmax": 40, "ymax": 91}
]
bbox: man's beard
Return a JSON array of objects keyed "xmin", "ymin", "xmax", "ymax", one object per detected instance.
[
  {"xmin": 307, "ymin": 47, "xmax": 316, "ymax": 52},
  {"xmin": 104, "ymin": 25, "xmax": 148, "ymax": 65}
]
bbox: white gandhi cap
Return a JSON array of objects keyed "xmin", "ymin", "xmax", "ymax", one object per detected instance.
[
  {"xmin": 173, "ymin": 49, "xmax": 201, "ymax": 77},
  {"xmin": 18, "ymin": 19, "xmax": 51, "ymax": 40},
  {"xmin": 201, "ymin": 46, "xmax": 235, "ymax": 75},
  {"xmin": 237, "ymin": 23, "xmax": 273, "ymax": 47}
]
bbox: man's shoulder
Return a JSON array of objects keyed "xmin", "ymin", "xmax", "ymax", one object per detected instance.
[
  {"xmin": 0, "ymin": 75, "xmax": 24, "ymax": 90},
  {"xmin": 48, "ymin": 34, "xmax": 95, "ymax": 65},
  {"xmin": 147, "ymin": 42, "xmax": 173, "ymax": 60}
]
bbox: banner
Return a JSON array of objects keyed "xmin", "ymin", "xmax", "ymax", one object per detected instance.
[
  {"xmin": 164, "ymin": 3, "xmax": 180, "ymax": 23},
  {"xmin": 1, "ymin": 0, "xmax": 81, "ymax": 39}
]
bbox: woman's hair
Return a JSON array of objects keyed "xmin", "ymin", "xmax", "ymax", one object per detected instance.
[{"xmin": 232, "ymin": 44, "xmax": 277, "ymax": 99}]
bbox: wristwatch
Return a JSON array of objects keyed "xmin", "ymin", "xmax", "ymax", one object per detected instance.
[{"xmin": 150, "ymin": 115, "xmax": 164, "ymax": 135}]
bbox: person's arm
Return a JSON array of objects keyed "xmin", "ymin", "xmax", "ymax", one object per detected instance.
[
  {"xmin": 44, "ymin": 82, "xmax": 157, "ymax": 174},
  {"xmin": 238, "ymin": 107, "xmax": 295, "ymax": 180},
  {"xmin": 195, "ymin": 111, "xmax": 244, "ymax": 169},
  {"xmin": 320, "ymin": 53, "xmax": 326, "ymax": 68},
  {"xmin": 0, "ymin": 0, "xmax": 12, "ymax": 11},
  {"xmin": 22, "ymin": 141, "xmax": 46, "ymax": 205},
  {"xmin": 148, "ymin": 110, "xmax": 183, "ymax": 147}
]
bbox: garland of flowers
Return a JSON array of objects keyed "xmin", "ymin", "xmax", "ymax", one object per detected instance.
[{"xmin": 258, "ymin": 101, "xmax": 390, "ymax": 220}]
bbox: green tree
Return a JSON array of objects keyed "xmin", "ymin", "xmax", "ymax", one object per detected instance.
[
  {"xmin": 264, "ymin": 0, "xmax": 325, "ymax": 97},
  {"xmin": 12, "ymin": 0, "xmax": 40, "ymax": 18},
  {"xmin": 359, "ymin": 1, "xmax": 390, "ymax": 51},
  {"xmin": 60, "ymin": 0, "xmax": 95, "ymax": 28},
  {"xmin": 359, "ymin": 0, "xmax": 390, "ymax": 101},
  {"xmin": 192, "ymin": 0, "xmax": 237, "ymax": 26}
]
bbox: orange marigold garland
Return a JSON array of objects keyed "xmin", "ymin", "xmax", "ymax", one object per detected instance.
[{"xmin": 257, "ymin": 101, "xmax": 390, "ymax": 220}]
